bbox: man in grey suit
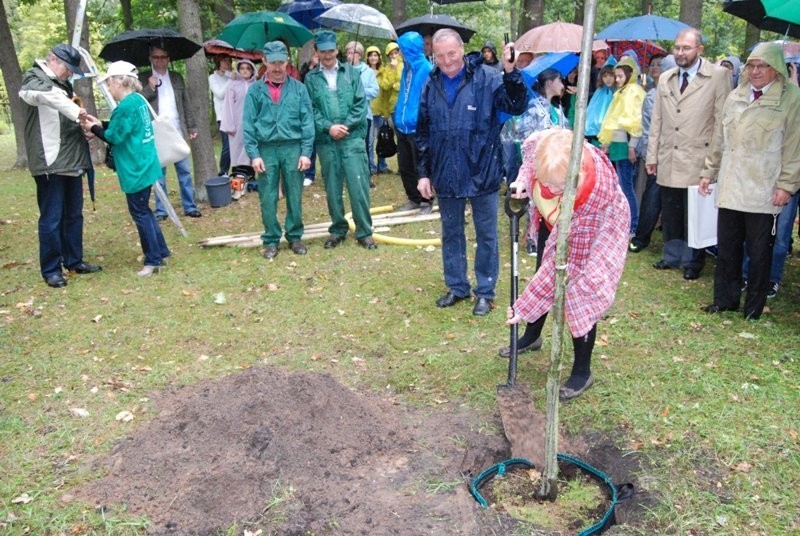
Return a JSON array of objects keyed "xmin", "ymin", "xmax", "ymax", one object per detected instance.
[
  {"xmin": 138, "ymin": 46, "xmax": 201, "ymax": 219},
  {"xmin": 646, "ymin": 28, "xmax": 731, "ymax": 280}
]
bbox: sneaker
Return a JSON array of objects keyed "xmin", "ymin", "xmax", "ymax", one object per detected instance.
[
  {"xmin": 397, "ymin": 201, "xmax": 420, "ymax": 212},
  {"xmin": 525, "ymin": 240, "xmax": 537, "ymax": 256},
  {"xmin": 767, "ymin": 281, "xmax": 779, "ymax": 299},
  {"xmin": 419, "ymin": 202, "xmax": 433, "ymax": 215},
  {"xmin": 137, "ymin": 265, "xmax": 160, "ymax": 277},
  {"xmin": 303, "ymin": 178, "xmax": 313, "ymax": 187}
]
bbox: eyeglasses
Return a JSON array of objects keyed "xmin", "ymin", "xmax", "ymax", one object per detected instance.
[
  {"xmin": 745, "ymin": 63, "xmax": 771, "ymax": 72},
  {"xmin": 150, "ymin": 55, "xmax": 169, "ymax": 60},
  {"xmin": 672, "ymin": 45, "xmax": 698, "ymax": 53}
]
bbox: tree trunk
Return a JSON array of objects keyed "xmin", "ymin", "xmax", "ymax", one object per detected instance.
[
  {"xmin": 392, "ymin": 0, "xmax": 406, "ymax": 27},
  {"xmin": 0, "ymin": 0, "xmax": 28, "ymax": 167},
  {"xmin": 509, "ymin": 0, "xmax": 519, "ymax": 39},
  {"xmin": 211, "ymin": 0, "xmax": 235, "ymax": 25},
  {"xmin": 120, "ymin": 0, "xmax": 133, "ymax": 31},
  {"xmin": 518, "ymin": 0, "xmax": 544, "ymax": 37},
  {"xmin": 177, "ymin": 0, "xmax": 216, "ymax": 201},
  {"xmin": 679, "ymin": 0, "xmax": 702, "ymax": 30},
  {"xmin": 573, "ymin": 0, "xmax": 584, "ymax": 26},
  {"xmin": 744, "ymin": 24, "xmax": 760, "ymax": 59},
  {"xmin": 536, "ymin": 0, "xmax": 599, "ymax": 503}
]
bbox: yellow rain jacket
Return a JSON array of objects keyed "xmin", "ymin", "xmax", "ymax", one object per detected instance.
[{"xmin": 598, "ymin": 55, "xmax": 645, "ymax": 146}]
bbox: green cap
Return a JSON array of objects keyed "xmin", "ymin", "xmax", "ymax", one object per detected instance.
[
  {"xmin": 263, "ymin": 41, "xmax": 288, "ymax": 63},
  {"xmin": 315, "ymin": 30, "xmax": 338, "ymax": 51}
]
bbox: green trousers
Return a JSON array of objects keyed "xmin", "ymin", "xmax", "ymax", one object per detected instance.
[
  {"xmin": 317, "ymin": 137, "xmax": 373, "ymax": 240},
  {"xmin": 257, "ymin": 141, "xmax": 304, "ymax": 246}
]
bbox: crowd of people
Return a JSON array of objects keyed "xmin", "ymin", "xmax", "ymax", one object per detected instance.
[{"xmin": 20, "ymin": 29, "xmax": 800, "ymax": 390}]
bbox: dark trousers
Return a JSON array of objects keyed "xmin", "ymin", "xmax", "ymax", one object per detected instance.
[
  {"xmin": 34, "ymin": 174, "xmax": 84, "ymax": 278},
  {"xmin": 218, "ymin": 121, "xmax": 230, "ymax": 175},
  {"xmin": 631, "ymin": 171, "xmax": 661, "ymax": 248},
  {"xmin": 396, "ymin": 131, "xmax": 429, "ymax": 205},
  {"xmin": 660, "ymin": 186, "xmax": 705, "ymax": 271},
  {"xmin": 126, "ymin": 185, "xmax": 170, "ymax": 266},
  {"xmin": 714, "ymin": 208, "xmax": 775, "ymax": 319}
]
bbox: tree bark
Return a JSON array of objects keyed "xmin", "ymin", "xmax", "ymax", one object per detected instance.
[
  {"xmin": 0, "ymin": 0, "xmax": 28, "ymax": 167},
  {"xmin": 392, "ymin": 0, "xmax": 406, "ymax": 27},
  {"xmin": 573, "ymin": 0, "xmax": 584, "ymax": 26},
  {"xmin": 211, "ymin": 0, "xmax": 235, "ymax": 25},
  {"xmin": 518, "ymin": 0, "xmax": 544, "ymax": 37},
  {"xmin": 509, "ymin": 0, "xmax": 519, "ymax": 39},
  {"xmin": 177, "ymin": 0, "xmax": 216, "ymax": 201},
  {"xmin": 120, "ymin": 0, "xmax": 133, "ymax": 31},
  {"xmin": 679, "ymin": 0, "xmax": 702, "ymax": 30},
  {"xmin": 744, "ymin": 24, "xmax": 760, "ymax": 59}
]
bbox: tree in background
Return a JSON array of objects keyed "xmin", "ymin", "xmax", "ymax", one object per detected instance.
[{"xmin": 0, "ymin": 0, "xmax": 26, "ymax": 167}]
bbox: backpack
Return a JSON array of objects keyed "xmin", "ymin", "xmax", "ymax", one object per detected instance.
[{"xmin": 376, "ymin": 123, "xmax": 397, "ymax": 158}]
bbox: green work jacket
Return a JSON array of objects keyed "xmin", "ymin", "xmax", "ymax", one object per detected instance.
[{"xmin": 304, "ymin": 61, "xmax": 368, "ymax": 144}]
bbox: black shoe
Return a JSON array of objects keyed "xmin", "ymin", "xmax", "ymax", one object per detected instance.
[
  {"xmin": 559, "ymin": 375, "xmax": 594, "ymax": 402},
  {"xmin": 498, "ymin": 336, "xmax": 543, "ymax": 358},
  {"xmin": 45, "ymin": 273, "xmax": 67, "ymax": 288},
  {"xmin": 290, "ymin": 241, "xmax": 308, "ymax": 255},
  {"xmin": 357, "ymin": 237, "xmax": 378, "ymax": 250},
  {"xmin": 68, "ymin": 262, "xmax": 102, "ymax": 274},
  {"xmin": 653, "ymin": 259, "xmax": 675, "ymax": 270},
  {"xmin": 472, "ymin": 297, "xmax": 493, "ymax": 316},
  {"xmin": 324, "ymin": 235, "xmax": 345, "ymax": 249},
  {"xmin": 418, "ymin": 202, "xmax": 433, "ymax": 215},
  {"xmin": 185, "ymin": 211, "xmax": 202, "ymax": 218},
  {"xmin": 436, "ymin": 291, "xmax": 468, "ymax": 308},
  {"xmin": 683, "ymin": 268, "xmax": 701, "ymax": 280},
  {"xmin": 628, "ymin": 240, "xmax": 645, "ymax": 253},
  {"xmin": 262, "ymin": 246, "xmax": 278, "ymax": 259},
  {"xmin": 702, "ymin": 303, "xmax": 738, "ymax": 314},
  {"xmin": 156, "ymin": 215, "xmax": 167, "ymax": 222},
  {"xmin": 767, "ymin": 281, "xmax": 779, "ymax": 299}
]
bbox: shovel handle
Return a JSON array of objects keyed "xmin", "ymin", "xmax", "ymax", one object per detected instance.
[{"xmin": 504, "ymin": 186, "xmax": 529, "ymax": 219}]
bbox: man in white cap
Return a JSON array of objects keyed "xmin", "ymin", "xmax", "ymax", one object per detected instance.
[{"xmin": 19, "ymin": 43, "xmax": 102, "ymax": 288}]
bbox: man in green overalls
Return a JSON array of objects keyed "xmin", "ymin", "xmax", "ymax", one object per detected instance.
[
  {"xmin": 304, "ymin": 30, "xmax": 376, "ymax": 249},
  {"xmin": 243, "ymin": 41, "xmax": 315, "ymax": 259}
]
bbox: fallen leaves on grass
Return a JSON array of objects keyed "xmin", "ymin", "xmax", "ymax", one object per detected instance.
[
  {"xmin": 11, "ymin": 493, "xmax": 32, "ymax": 504},
  {"xmin": 115, "ymin": 411, "xmax": 134, "ymax": 423},
  {"xmin": 69, "ymin": 407, "xmax": 89, "ymax": 418},
  {"xmin": 731, "ymin": 461, "xmax": 752, "ymax": 473}
]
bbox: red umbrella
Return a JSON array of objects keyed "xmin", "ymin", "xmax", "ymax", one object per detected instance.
[
  {"xmin": 607, "ymin": 40, "xmax": 667, "ymax": 68},
  {"xmin": 203, "ymin": 39, "xmax": 263, "ymax": 62}
]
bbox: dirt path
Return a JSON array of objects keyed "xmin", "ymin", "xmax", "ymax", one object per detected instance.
[{"xmin": 80, "ymin": 367, "xmax": 649, "ymax": 535}]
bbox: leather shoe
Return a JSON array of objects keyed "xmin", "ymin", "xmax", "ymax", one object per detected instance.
[
  {"xmin": 262, "ymin": 246, "xmax": 278, "ymax": 260},
  {"xmin": 559, "ymin": 375, "xmax": 594, "ymax": 402},
  {"xmin": 69, "ymin": 262, "xmax": 102, "ymax": 274},
  {"xmin": 498, "ymin": 336, "xmax": 543, "ymax": 358},
  {"xmin": 357, "ymin": 237, "xmax": 378, "ymax": 250},
  {"xmin": 652, "ymin": 259, "xmax": 674, "ymax": 270},
  {"xmin": 702, "ymin": 303, "xmax": 737, "ymax": 314},
  {"xmin": 45, "ymin": 273, "xmax": 67, "ymax": 288},
  {"xmin": 185, "ymin": 211, "xmax": 202, "ymax": 218},
  {"xmin": 683, "ymin": 268, "xmax": 701, "ymax": 280},
  {"xmin": 290, "ymin": 241, "xmax": 307, "ymax": 255},
  {"xmin": 324, "ymin": 235, "xmax": 345, "ymax": 249},
  {"xmin": 436, "ymin": 291, "xmax": 468, "ymax": 308},
  {"xmin": 472, "ymin": 297, "xmax": 493, "ymax": 316}
]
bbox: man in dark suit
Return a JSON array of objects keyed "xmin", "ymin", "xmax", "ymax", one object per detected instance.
[{"xmin": 138, "ymin": 46, "xmax": 201, "ymax": 219}]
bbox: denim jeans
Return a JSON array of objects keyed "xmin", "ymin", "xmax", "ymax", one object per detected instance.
[
  {"xmin": 743, "ymin": 190, "xmax": 799, "ymax": 283},
  {"xmin": 438, "ymin": 192, "xmax": 499, "ymax": 300},
  {"xmin": 155, "ymin": 156, "xmax": 198, "ymax": 216},
  {"xmin": 34, "ymin": 174, "xmax": 84, "ymax": 278},
  {"xmin": 371, "ymin": 115, "xmax": 389, "ymax": 173},
  {"xmin": 126, "ymin": 185, "xmax": 170, "ymax": 266},
  {"xmin": 613, "ymin": 157, "xmax": 638, "ymax": 233}
]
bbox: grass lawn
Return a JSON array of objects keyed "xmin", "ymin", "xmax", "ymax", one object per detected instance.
[{"xmin": 1, "ymin": 131, "xmax": 798, "ymax": 534}]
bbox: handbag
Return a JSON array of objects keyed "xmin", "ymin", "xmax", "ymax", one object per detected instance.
[
  {"xmin": 138, "ymin": 94, "xmax": 191, "ymax": 167},
  {"xmin": 104, "ymin": 143, "xmax": 116, "ymax": 171},
  {"xmin": 375, "ymin": 122, "xmax": 397, "ymax": 158}
]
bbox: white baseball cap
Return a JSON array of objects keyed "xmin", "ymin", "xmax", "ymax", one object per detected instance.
[{"xmin": 99, "ymin": 61, "xmax": 138, "ymax": 83}]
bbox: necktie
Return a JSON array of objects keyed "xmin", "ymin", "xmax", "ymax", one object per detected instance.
[
  {"xmin": 753, "ymin": 89, "xmax": 763, "ymax": 101},
  {"xmin": 680, "ymin": 72, "xmax": 689, "ymax": 94}
]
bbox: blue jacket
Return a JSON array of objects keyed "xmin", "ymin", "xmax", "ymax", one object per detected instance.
[
  {"xmin": 416, "ymin": 55, "xmax": 527, "ymax": 198},
  {"xmin": 394, "ymin": 32, "xmax": 432, "ymax": 135}
]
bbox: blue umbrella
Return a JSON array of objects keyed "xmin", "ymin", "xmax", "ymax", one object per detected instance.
[
  {"xmin": 596, "ymin": 14, "xmax": 693, "ymax": 41},
  {"xmin": 521, "ymin": 52, "xmax": 579, "ymax": 88},
  {"xmin": 277, "ymin": 0, "xmax": 340, "ymax": 30}
]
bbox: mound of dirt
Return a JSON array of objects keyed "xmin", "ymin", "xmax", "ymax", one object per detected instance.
[{"xmin": 80, "ymin": 367, "xmax": 650, "ymax": 535}]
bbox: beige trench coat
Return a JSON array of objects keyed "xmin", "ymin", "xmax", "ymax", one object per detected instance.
[
  {"xmin": 703, "ymin": 78, "xmax": 800, "ymax": 215},
  {"xmin": 646, "ymin": 59, "xmax": 731, "ymax": 188}
]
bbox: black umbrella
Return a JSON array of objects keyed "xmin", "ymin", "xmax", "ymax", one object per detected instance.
[
  {"xmin": 395, "ymin": 13, "xmax": 476, "ymax": 42},
  {"xmin": 722, "ymin": 0, "xmax": 800, "ymax": 39},
  {"xmin": 100, "ymin": 28, "xmax": 202, "ymax": 67}
]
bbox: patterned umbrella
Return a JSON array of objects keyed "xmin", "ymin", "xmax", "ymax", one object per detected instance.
[
  {"xmin": 607, "ymin": 40, "xmax": 667, "ymax": 68},
  {"xmin": 203, "ymin": 39, "xmax": 263, "ymax": 61}
]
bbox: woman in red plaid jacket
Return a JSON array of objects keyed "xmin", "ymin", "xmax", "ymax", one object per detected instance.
[{"xmin": 506, "ymin": 128, "xmax": 630, "ymax": 401}]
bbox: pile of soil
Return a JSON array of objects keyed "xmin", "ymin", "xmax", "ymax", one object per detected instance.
[{"xmin": 80, "ymin": 367, "xmax": 650, "ymax": 535}]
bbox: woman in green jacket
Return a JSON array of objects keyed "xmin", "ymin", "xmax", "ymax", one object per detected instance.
[{"xmin": 83, "ymin": 61, "xmax": 169, "ymax": 276}]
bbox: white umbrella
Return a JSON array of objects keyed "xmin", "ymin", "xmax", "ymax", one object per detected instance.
[{"xmin": 315, "ymin": 3, "xmax": 397, "ymax": 40}]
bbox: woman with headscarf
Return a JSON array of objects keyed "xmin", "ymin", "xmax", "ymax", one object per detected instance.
[
  {"xmin": 220, "ymin": 59, "xmax": 258, "ymax": 170},
  {"xmin": 82, "ymin": 61, "xmax": 169, "ymax": 277},
  {"xmin": 599, "ymin": 55, "xmax": 646, "ymax": 234}
]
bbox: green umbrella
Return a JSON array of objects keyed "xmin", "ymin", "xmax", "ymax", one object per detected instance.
[
  {"xmin": 723, "ymin": 0, "xmax": 800, "ymax": 39},
  {"xmin": 218, "ymin": 11, "xmax": 314, "ymax": 51}
]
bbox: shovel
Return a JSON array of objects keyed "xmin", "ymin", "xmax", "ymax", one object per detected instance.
[{"xmin": 496, "ymin": 188, "xmax": 547, "ymax": 468}]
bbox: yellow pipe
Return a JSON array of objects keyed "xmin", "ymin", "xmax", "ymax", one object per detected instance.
[{"xmin": 346, "ymin": 205, "xmax": 442, "ymax": 247}]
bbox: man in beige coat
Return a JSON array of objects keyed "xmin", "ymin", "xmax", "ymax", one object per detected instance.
[
  {"xmin": 645, "ymin": 28, "xmax": 731, "ymax": 280},
  {"xmin": 699, "ymin": 42, "xmax": 800, "ymax": 320}
]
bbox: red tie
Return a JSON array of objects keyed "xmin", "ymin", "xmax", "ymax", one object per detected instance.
[
  {"xmin": 680, "ymin": 72, "xmax": 689, "ymax": 93},
  {"xmin": 753, "ymin": 89, "xmax": 763, "ymax": 101}
]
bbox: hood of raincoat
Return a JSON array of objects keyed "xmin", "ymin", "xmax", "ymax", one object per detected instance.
[
  {"xmin": 747, "ymin": 42, "xmax": 788, "ymax": 79},
  {"xmin": 482, "ymin": 40, "xmax": 498, "ymax": 61},
  {"xmin": 393, "ymin": 31, "xmax": 433, "ymax": 134}
]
